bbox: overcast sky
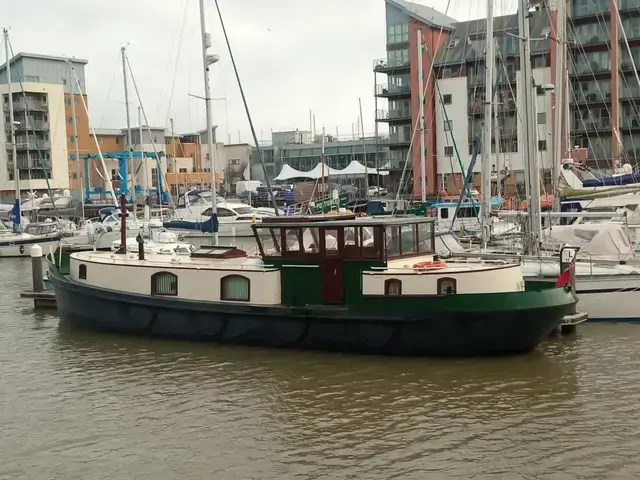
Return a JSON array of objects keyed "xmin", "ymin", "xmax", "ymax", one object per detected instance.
[{"xmin": 4, "ymin": 0, "xmax": 511, "ymax": 144}]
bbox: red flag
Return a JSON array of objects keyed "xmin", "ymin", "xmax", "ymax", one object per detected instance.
[{"xmin": 555, "ymin": 263, "xmax": 575, "ymax": 288}]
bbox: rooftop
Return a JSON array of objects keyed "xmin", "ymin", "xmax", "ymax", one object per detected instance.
[
  {"xmin": 0, "ymin": 52, "xmax": 88, "ymax": 73},
  {"xmin": 434, "ymin": 10, "xmax": 551, "ymax": 64},
  {"xmin": 388, "ymin": 0, "xmax": 457, "ymax": 30},
  {"xmin": 258, "ymin": 214, "xmax": 435, "ymax": 229}
]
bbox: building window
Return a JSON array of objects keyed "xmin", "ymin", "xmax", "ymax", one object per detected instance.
[
  {"xmin": 179, "ymin": 168, "xmax": 187, "ymax": 173},
  {"xmin": 78, "ymin": 264, "xmax": 87, "ymax": 280},
  {"xmin": 384, "ymin": 278, "xmax": 402, "ymax": 296},
  {"xmin": 444, "ymin": 145, "xmax": 454, "ymax": 157},
  {"xmin": 443, "ymin": 94, "xmax": 452, "ymax": 105},
  {"xmin": 537, "ymin": 112, "xmax": 546, "ymax": 125},
  {"xmin": 97, "ymin": 136, "xmax": 103, "ymax": 144},
  {"xmin": 447, "ymin": 39, "xmax": 459, "ymax": 48},
  {"xmin": 444, "ymin": 120, "xmax": 453, "ymax": 131},
  {"xmin": 437, "ymin": 277, "xmax": 457, "ymax": 295},
  {"xmin": 115, "ymin": 137, "xmax": 120, "ymax": 144},
  {"xmin": 387, "ymin": 23, "xmax": 409, "ymax": 44},
  {"xmin": 67, "ymin": 116, "xmax": 73, "ymax": 124},
  {"xmin": 151, "ymin": 272, "xmax": 178, "ymax": 296},
  {"xmin": 221, "ymin": 274, "xmax": 250, "ymax": 301},
  {"xmin": 229, "ymin": 158, "xmax": 240, "ymax": 165},
  {"xmin": 538, "ymin": 140, "xmax": 547, "ymax": 151}
]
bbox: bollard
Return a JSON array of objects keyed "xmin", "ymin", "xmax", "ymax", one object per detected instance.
[{"xmin": 31, "ymin": 244, "xmax": 44, "ymax": 293}]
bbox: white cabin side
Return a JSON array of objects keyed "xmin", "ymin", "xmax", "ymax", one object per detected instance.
[
  {"xmin": 69, "ymin": 255, "xmax": 282, "ymax": 305},
  {"xmin": 362, "ymin": 263, "xmax": 525, "ymax": 296}
]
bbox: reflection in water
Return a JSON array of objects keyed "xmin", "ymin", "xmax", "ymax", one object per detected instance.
[{"xmin": 2, "ymin": 258, "xmax": 640, "ymax": 478}]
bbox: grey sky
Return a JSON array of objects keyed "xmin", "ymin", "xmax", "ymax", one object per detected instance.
[{"xmin": 4, "ymin": 0, "xmax": 506, "ymax": 144}]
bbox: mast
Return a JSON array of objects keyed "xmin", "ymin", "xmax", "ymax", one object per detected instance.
[
  {"xmin": 199, "ymin": 0, "xmax": 220, "ymax": 245},
  {"xmin": 552, "ymin": 0, "xmax": 566, "ymax": 218},
  {"xmin": 480, "ymin": 0, "xmax": 495, "ymax": 245},
  {"xmin": 358, "ymin": 97, "xmax": 369, "ymax": 197},
  {"xmin": 518, "ymin": 0, "xmax": 542, "ymax": 255},
  {"xmin": 494, "ymin": 65, "xmax": 502, "ymax": 199},
  {"xmin": 321, "ymin": 126, "xmax": 326, "ymax": 203},
  {"xmin": 4, "ymin": 29, "xmax": 20, "ymax": 231},
  {"xmin": 139, "ymin": 106, "xmax": 149, "ymax": 222},
  {"xmin": 121, "ymin": 47, "xmax": 134, "ymax": 200},
  {"xmin": 68, "ymin": 60, "xmax": 82, "ymax": 222},
  {"xmin": 417, "ymin": 29, "xmax": 426, "ymax": 203}
]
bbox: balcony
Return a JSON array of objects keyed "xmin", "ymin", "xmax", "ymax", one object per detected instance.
[
  {"xmin": 571, "ymin": 2, "xmax": 608, "ymax": 18},
  {"xmin": 569, "ymin": 35, "xmax": 609, "ymax": 48},
  {"xmin": 573, "ymin": 92, "xmax": 611, "ymax": 104},
  {"xmin": 620, "ymin": 0, "xmax": 640, "ymax": 11},
  {"xmin": 496, "ymin": 71, "xmax": 517, "ymax": 84},
  {"xmin": 569, "ymin": 62, "xmax": 610, "ymax": 76},
  {"xmin": 571, "ymin": 118, "xmax": 611, "ymax": 132},
  {"xmin": 10, "ymin": 139, "xmax": 51, "ymax": 150},
  {"xmin": 376, "ymin": 108, "xmax": 411, "ymax": 122},
  {"xmin": 375, "ymin": 83, "xmax": 410, "ymax": 98},
  {"xmin": 10, "ymin": 98, "xmax": 49, "ymax": 112},
  {"xmin": 382, "ymin": 134, "xmax": 411, "ymax": 147},
  {"xmin": 620, "ymin": 117, "xmax": 640, "ymax": 129},
  {"xmin": 373, "ymin": 58, "xmax": 410, "ymax": 73},
  {"xmin": 621, "ymin": 88, "xmax": 640, "ymax": 100},
  {"xmin": 7, "ymin": 120, "xmax": 49, "ymax": 131}
]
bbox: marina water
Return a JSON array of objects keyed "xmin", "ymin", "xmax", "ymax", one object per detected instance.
[{"xmin": 1, "ymin": 256, "xmax": 640, "ymax": 479}]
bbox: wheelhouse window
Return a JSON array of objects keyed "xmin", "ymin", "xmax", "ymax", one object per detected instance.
[
  {"xmin": 221, "ymin": 275, "xmax": 250, "ymax": 301},
  {"xmin": 384, "ymin": 278, "xmax": 402, "ymax": 296},
  {"xmin": 437, "ymin": 277, "xmax": 457, "ymax": 295},
  {"xmin": 78, "ymin": 263, "xmax": 87, "ymax": 280},
  {"xmin": 151, "ymin": 272, "xmax": 178, "ymax": 296}
]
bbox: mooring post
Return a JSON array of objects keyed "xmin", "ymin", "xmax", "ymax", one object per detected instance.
[{"xmin": 31, "ymin": 244, "xmax": 43, "ymax": 293}]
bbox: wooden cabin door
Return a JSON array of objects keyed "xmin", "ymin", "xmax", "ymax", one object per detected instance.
[{"xmin": 322, "ymin": 258, "xmax": 344, "ymax": 304}]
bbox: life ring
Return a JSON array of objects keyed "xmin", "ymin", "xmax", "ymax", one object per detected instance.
[{"xmin": 413, "ymin": 260, "xmax": 446, "ymax": 270}]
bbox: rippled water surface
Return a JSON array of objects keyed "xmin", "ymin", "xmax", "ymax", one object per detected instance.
[{"xmin": 2, "ymin": 258, "xmax": 640, "ymax": 479}]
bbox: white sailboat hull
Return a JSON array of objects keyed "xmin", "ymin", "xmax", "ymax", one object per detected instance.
[
  {"xmin": 573, "ymin": 276, "xmax": 640, "ymax": 321},
  {"xmin": 0, "ymin": 237, "xmax": 61, "ymax": 258}
]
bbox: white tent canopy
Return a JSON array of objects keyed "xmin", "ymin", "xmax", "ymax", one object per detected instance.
[{"xmin": 273, "ymin": 160, "xmax": 389, "ymax": 181}]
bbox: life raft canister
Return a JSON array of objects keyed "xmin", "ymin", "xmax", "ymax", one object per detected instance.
[{"xmin": 413, "ymin": 260, "xmax": 446, "ymax": 270}]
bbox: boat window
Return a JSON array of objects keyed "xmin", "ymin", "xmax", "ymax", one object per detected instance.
[
  {"xmin": 283, "ymin": 228, "xmax": 303, "ymax": 252},
  {"xmin": 234, "ymin": 207, "xmax": 254, "ymax": 215},
  {"xmin": 151, "ymin": 272, "xmax": 178, "ymax": 296},
  {"xmin": 385, "ymin": 227, "xmax": 401, "ymax": 257},
  {"xmin": 400, "ymin": 225, "xmax": 417, "ymax": 255},
  {"xmin": 78, "ymin": 264, "xmax": 87, "ymax": 280},
  {"xmin": 202, "ymin": 208, "xmax": 213, "ymax": 216},
  {"xmin": 417, "ymin": 223, "xmax": 435, "ymax": 253},
  {"xmin": 457, "ymin": 206, "xmax": 479, "ymax": 218},
  {"xmin": 345, "ymin": 227, "xmax": 358, "ymax": 246},
  {"xmin": 220, "ymin": 275, "xmax": 250, "ymax": 301},
  {"xmin": 440, "ymin": 208, "xmax": 449, "ymax": 219},
  {"xmin": 437, "ymin": 277, "xmax": 457, "ymax": 295},
  {"xmin": 384, "ymin": 278, "xmax": 402, "ymax": 296},
  {"xmin": 323, "ymin": 228, "xmax": 340, "ymax": 256},
  {"xmin": 218, "ymin": 208, "xmax": 234, "ymax": 217}
]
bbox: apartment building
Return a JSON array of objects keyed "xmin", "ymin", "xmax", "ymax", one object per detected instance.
[
  {"xmin": 0, "ymin": 53, "xmax": 89, "ymax": 199},
  {"xmin": 374, "ymin": 0, "xmax": 640, "ymax": 197}
]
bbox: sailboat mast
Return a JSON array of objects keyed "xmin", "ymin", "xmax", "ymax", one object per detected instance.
[
  {"xmin": 417, "ymin": 30, "xmax": 426, "ymax": 203},
  {"xmin": 518, "ymin": 0, "xmax": 542, "ymax": 255},
  {"xmin": 552, "ymin": 0, "xmax": 566, "ymax": 218},
  {"xmin": 321, "ymin": 127, "xmax": 326, "ymax": 201},
  {"xmin": 68, "ymin": 60, "xmax": 81, "ymax": 202},
  {"xmin": 480, "ymin": 0, "xmax": 495, "ymax": 244},
  {"xmin": 4, "ymin": 29, "xmax": 20, "ymax": 230},
  {"xmin": 121, "ymin": 47, "xmax": 134, "ymax": 200},
  {"xmin": 199, "ymin": 0, "xmax": 219, "ymax": 245}
]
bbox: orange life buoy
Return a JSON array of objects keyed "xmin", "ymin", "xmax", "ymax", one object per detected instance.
[{"xmin": 413, "ymin": 260, "xmax": 446, "ymax": 270}]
